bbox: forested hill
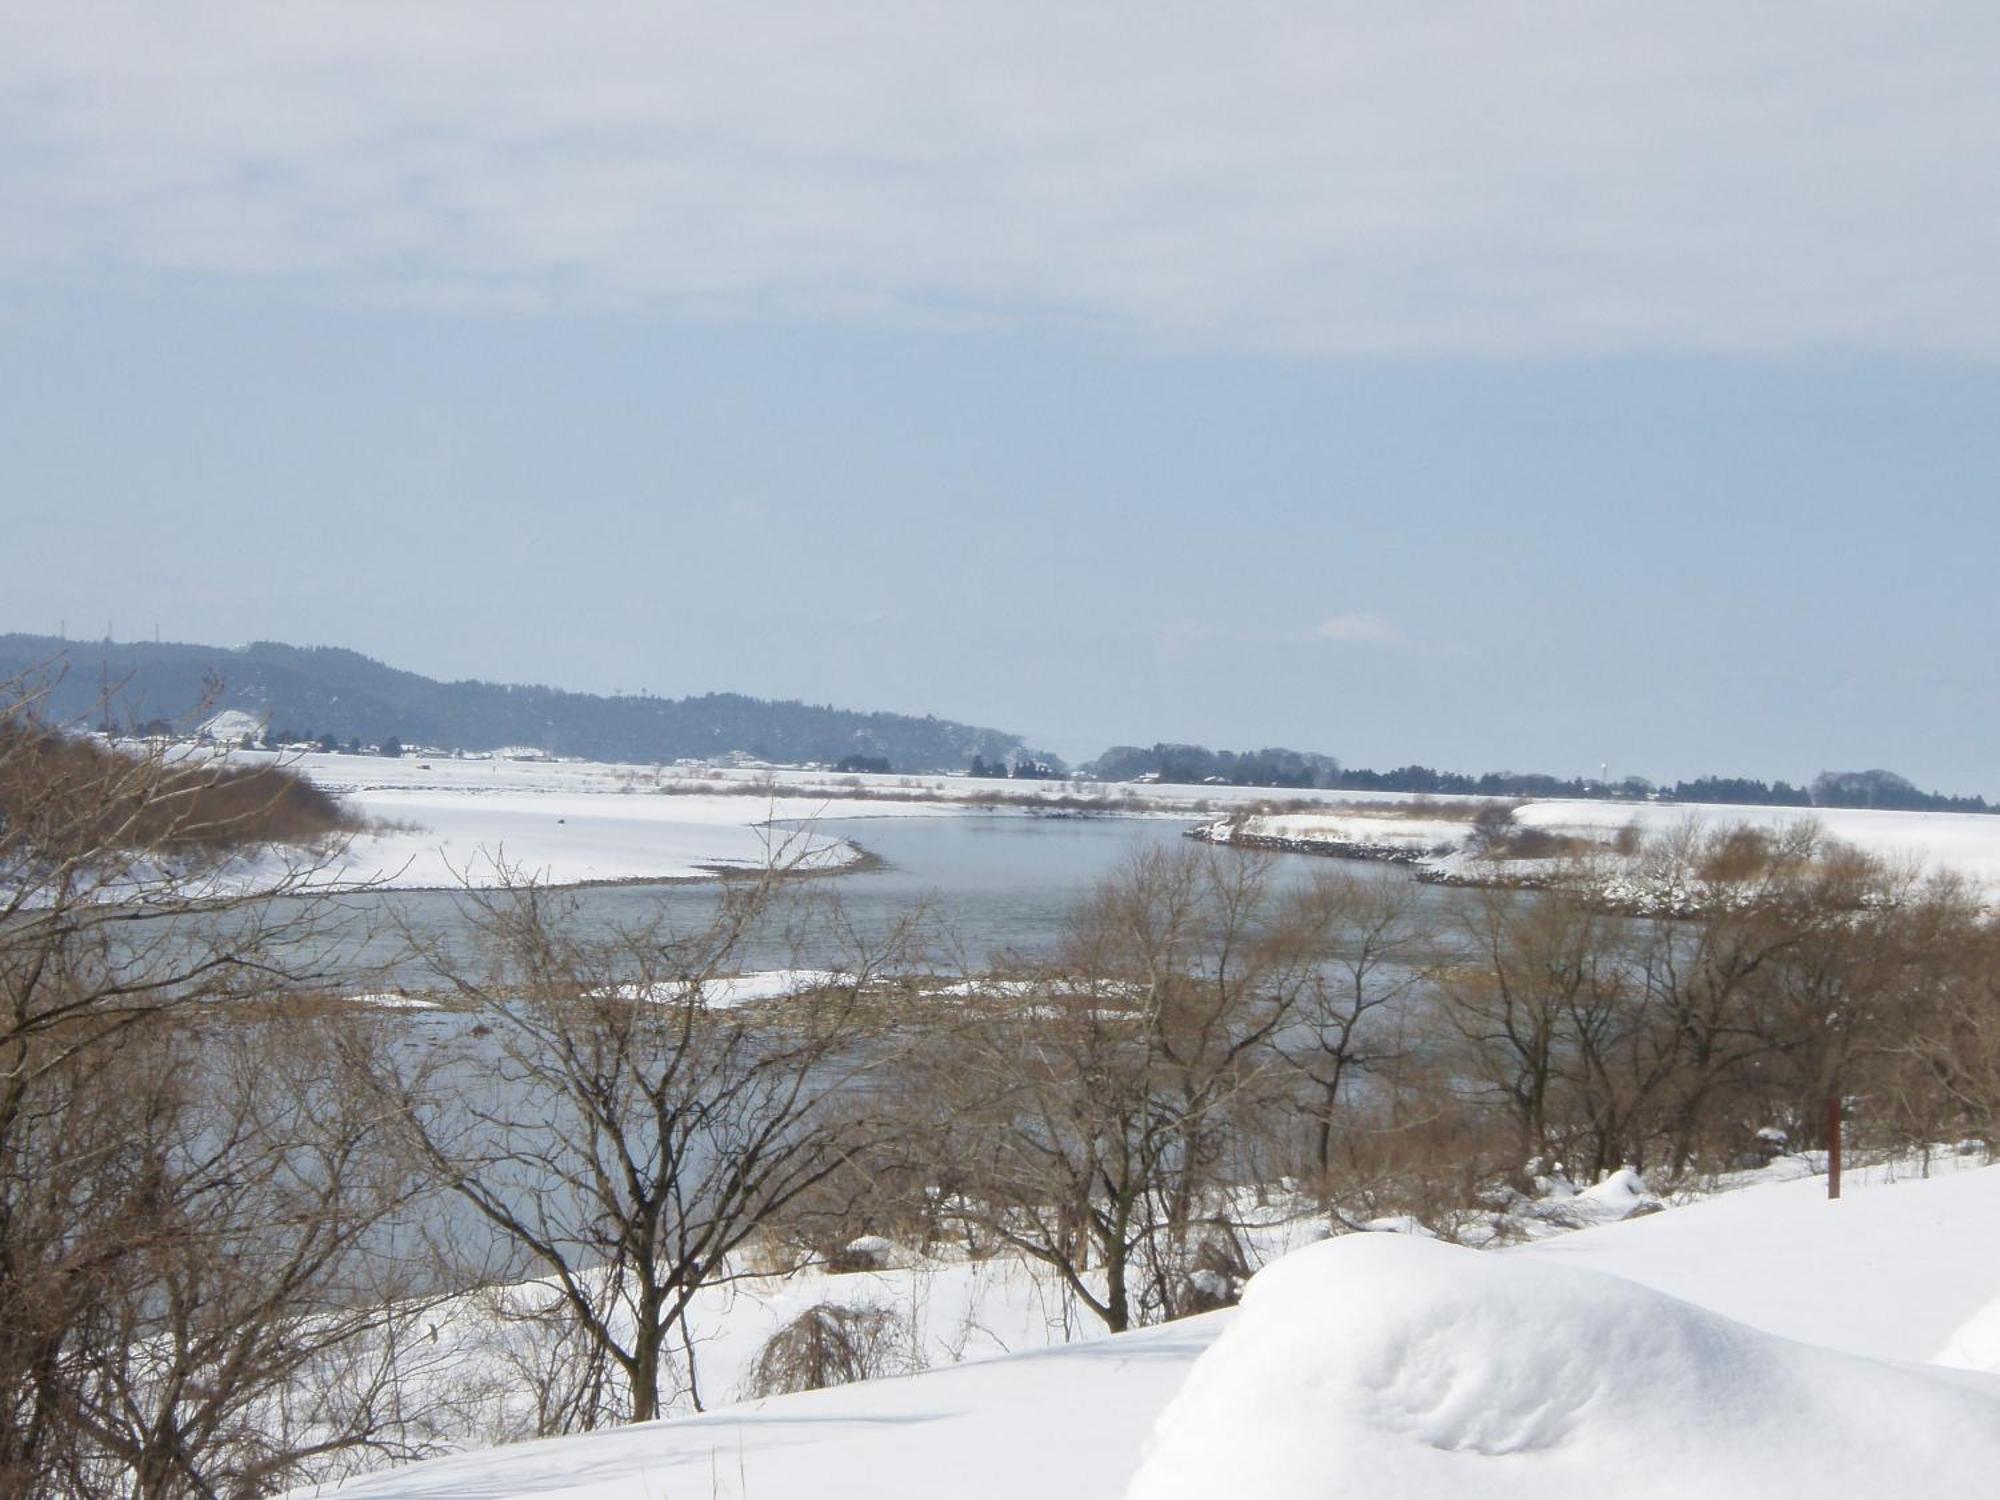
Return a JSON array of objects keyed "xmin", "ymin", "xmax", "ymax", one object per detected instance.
[{"xmin": 0, "ymin": 635, "xmax": 1033, "ymax": 771}]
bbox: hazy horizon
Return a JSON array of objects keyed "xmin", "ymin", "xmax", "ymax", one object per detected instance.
[
  {"xmin": 7, "ymin": 619, "xmax": 1996, "ymax": 801},
  {"xmin": 5, "ymin": 5, "xmax": 1997, "ymax": 793}
]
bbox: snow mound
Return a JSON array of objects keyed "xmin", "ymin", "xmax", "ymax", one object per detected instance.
[
  {"xmin": 1509, "ymin": 1164, "xmax": 1663, "ymax": 1234},
  {"xmin": 1127, "ymin": 1232, "xmax": 2000, "ymax": 1499},
  {"xmin": 1575, "ymin": 1164, "xmax": 1650, "ymax": 1209}
]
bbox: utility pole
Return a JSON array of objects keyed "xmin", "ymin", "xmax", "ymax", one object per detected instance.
[{"xmin": 1826, "ymin": 1092, "xmax": 1842, "ymax": 1200}]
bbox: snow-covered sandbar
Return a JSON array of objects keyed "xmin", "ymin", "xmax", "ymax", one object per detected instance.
[{"xmin": 224, "ymin": 751, "xmax": 971, "ymax": 890}]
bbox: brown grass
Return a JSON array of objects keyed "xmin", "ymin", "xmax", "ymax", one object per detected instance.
[
  {"xmin": 631, "ymin": 774, "xmax": 1212, "ymax": 817},
  {"xmin": 0, "ymin": 726, "xmax": 359, "ymax": 851}
]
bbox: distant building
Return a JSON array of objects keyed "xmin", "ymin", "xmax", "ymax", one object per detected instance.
[
  {"xmin": 495, "ymin": 745, "xmax": 553, "ymax": 762},
  {"xmin": 197, "ymin": 709, "xmax": 265, "ymax": 747}
]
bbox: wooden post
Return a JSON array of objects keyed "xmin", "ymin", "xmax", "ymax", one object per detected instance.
[{"xmin": 1826, "ymin": 1091, "xmax": 1842, "ymax": 1201}]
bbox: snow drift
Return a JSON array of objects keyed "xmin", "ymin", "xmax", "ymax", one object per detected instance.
[{"xmin": 1126, "ymin": 1232, "xmax": 2000, "ymax": 1500}]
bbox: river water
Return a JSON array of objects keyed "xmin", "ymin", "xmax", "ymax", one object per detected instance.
[
  {"xmin": 232, "ymin": 812, "xmax": 1469, "ymax": 1289},
  {"xmin": 302, "ymin": 812, "xmax": 1467, "ymax": 987}
]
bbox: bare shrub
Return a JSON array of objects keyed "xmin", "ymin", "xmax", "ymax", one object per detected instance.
[
  {"xmin": 1465, "ymin": 803, "xmax": 1593, "ymax": 861},
  {"xmin": 743, "ymin": 1304, "xmax": 910, "ymax": 1398},
  {"xmin": 1469, "ymin": 801, "xmax": 1518, "ymax": 853},
  {"xmin": 1179, "ymin": 1224, "xmax": 1252, "ymax": 1314},
  {"xmin": 1312, "ymin": 1056, "xmax": 1519, "ymax": 1244},
  {"xmin": 1697, "ymin": 824, "xmax": 1774, "ymax": 884},
  {"xmin": 0, "ymin": 719, "xmax": 355, "ymax": 852},
  {"xmin": 462, "ymin": 1290, "xmax": 622, "ymax": 1443}
]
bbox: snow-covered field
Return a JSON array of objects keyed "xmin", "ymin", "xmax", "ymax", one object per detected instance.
[
  {"xmin": 633, "ymin": 763, "xmax": 2000, "ymax": 898},
  {"xmin": 301, "ymin": 1158, "xmax": 2000, "ymax": 1500},
  {"xmin": 1204, "ymin": 796, "xmax": 2000, "ymax": 900},
  {"xmin": 177, "ymin": 746, "xmax": 2000, "ymax": 901},
  {"xmin": 212, "ymin": 752, "xmax": 1447, "ymax": 892},
  {"xmin": 218, "ymin": 751, "xmax": 982, "ymax": 889},
  {"xmin": 152, "ymin": 739, "xmax": 2000, "ymax": 897},
  {"xmin": 1515, "ymin": 796, "xmax": 2000, "ymax": 893}
]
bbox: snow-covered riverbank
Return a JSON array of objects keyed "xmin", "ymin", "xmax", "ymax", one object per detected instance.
[
  {"xmin": 215, "ymin": 751, "xmax": 979, "ymax": 889},
  {"xmin": 300, "ymin": 1155, "xmax": 2000, "ymax": 1500},
  {"xmin": 1193, "ymin": 796, "xmax": 2000, "ymax": 905},
  {"xmin": 190, "ymin": 747, "xmax": 2000, "ymax": 900}
]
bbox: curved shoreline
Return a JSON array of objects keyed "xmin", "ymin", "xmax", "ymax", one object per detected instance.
[
  {"xmin": 321, "ymin": 836, "xmax": 890, "ymax": 896},
  {"xmin": 1184, "ymin": 824, "xmax": 1445, "ymax": 867}
]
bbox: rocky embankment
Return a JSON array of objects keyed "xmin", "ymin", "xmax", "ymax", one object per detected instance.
[{"xmin": 1184, "ymin": 818, "xmax": 1446, "ymax": 866}]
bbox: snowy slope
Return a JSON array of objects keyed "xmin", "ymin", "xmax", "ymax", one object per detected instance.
[
  {"xmin": 1523, "ymin": 1157, "xmax": 2000, "ymax": 1363},
  {"xmin": 1128, "ymin": 1232, "xmax": 2000, "ymax": 1500},
  {"xmin": 302, "ymin": 1163, "xmax": 2000, "ymax": 1500}
]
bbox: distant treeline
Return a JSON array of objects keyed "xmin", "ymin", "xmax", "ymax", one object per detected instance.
[
  {"xmin": 967, "ymin": 753, "xmax": 1063, "ymax": 781},
  {"xmin": 1088, "ymin": 744, "xmax": 1344, "ymax": 788},
  {"xmin": 1086, "ymin": 744, "xmax": 1993, "ymax": 814}
]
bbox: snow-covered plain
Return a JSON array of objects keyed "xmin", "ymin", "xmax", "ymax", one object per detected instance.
[
  {"xmin": 301, "ymin": 1160, "xmax": 2000, "ymax": 1500},
  {"xmin": 1208, "ymin": 797, "xmax": 2000, "ymax": 900},
  {"xmin": 221, "ymin": 751, "xmax": 981, "ymax": 889},
  {"xmin": 633, "ymin": 762, "xmax": 2000, "ymax": 899},
  {"xmin": 1514, "ymin": 797, "xmax": 2000, "ymax": 890},
  {"xmin": 193, "ymin": 747, "xmax": 2000, "ymax": 898},
  {"xmin": 329, "ymin": 785, "xmax": 864, "ymax": 887}
]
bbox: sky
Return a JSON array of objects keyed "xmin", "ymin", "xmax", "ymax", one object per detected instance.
[{"xmin": 2, "ymin": 3, "xmax": 1997, "ymax": 790}]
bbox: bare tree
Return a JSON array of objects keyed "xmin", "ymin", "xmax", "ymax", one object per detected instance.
[
  {"xmin": 56, "ymin": 1017, "xmax": 437, "ymax": 1500},
  {"xmin": 0, "ymin": 673, "xmax": 427, "ymax": 1498},
  {"xmin": 1268, "ymin": 870, "xmax": 1424, "ymax": 1192},
  {"xmin": 937, "ymin": 846, "xmax": 1315, "ymax": 1331},
  {"xmin": 1884, "ymin": 900, "xmax": 2000, "ymax": 1154},
  {"xmin": 1434, "ymin": 884, "xmax": 1632, "ymax": 1179},
  {"xmin": 387, "ymin": 869, "xmax": 915, "ymax": 1425}
]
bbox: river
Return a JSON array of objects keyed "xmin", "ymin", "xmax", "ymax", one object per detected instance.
[{"xmin": 291, "ymin": 811, "xmax": 1469, "ymax": 987}]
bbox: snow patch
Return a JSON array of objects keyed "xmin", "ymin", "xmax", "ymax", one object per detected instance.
[
  {"xmin": 1935, "ymin": 1292, "xmax": 2000, "ymax": 1374},
  {"xmin": 609, "ymin": 969, "xmax": 850, "ymax": 1009}
]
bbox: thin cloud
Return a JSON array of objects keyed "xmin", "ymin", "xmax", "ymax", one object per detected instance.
[
  {"xmin": 0, "ymin": 4, "xmax": 1996, "ymax": 355},
  {"xmin": 1311, "ymin": 614, "xmax": 1404, "ymax": 647}
]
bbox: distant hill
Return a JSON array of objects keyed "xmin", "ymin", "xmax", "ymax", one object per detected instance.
[{"xmin": 0, "ymin": 634, "xmax": 1040, "ymax": 772}]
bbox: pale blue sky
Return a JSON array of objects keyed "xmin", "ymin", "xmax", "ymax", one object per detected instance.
[{"xmin": 3, "ymin": 5, "xmax": 1998, "ymax": 790}]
